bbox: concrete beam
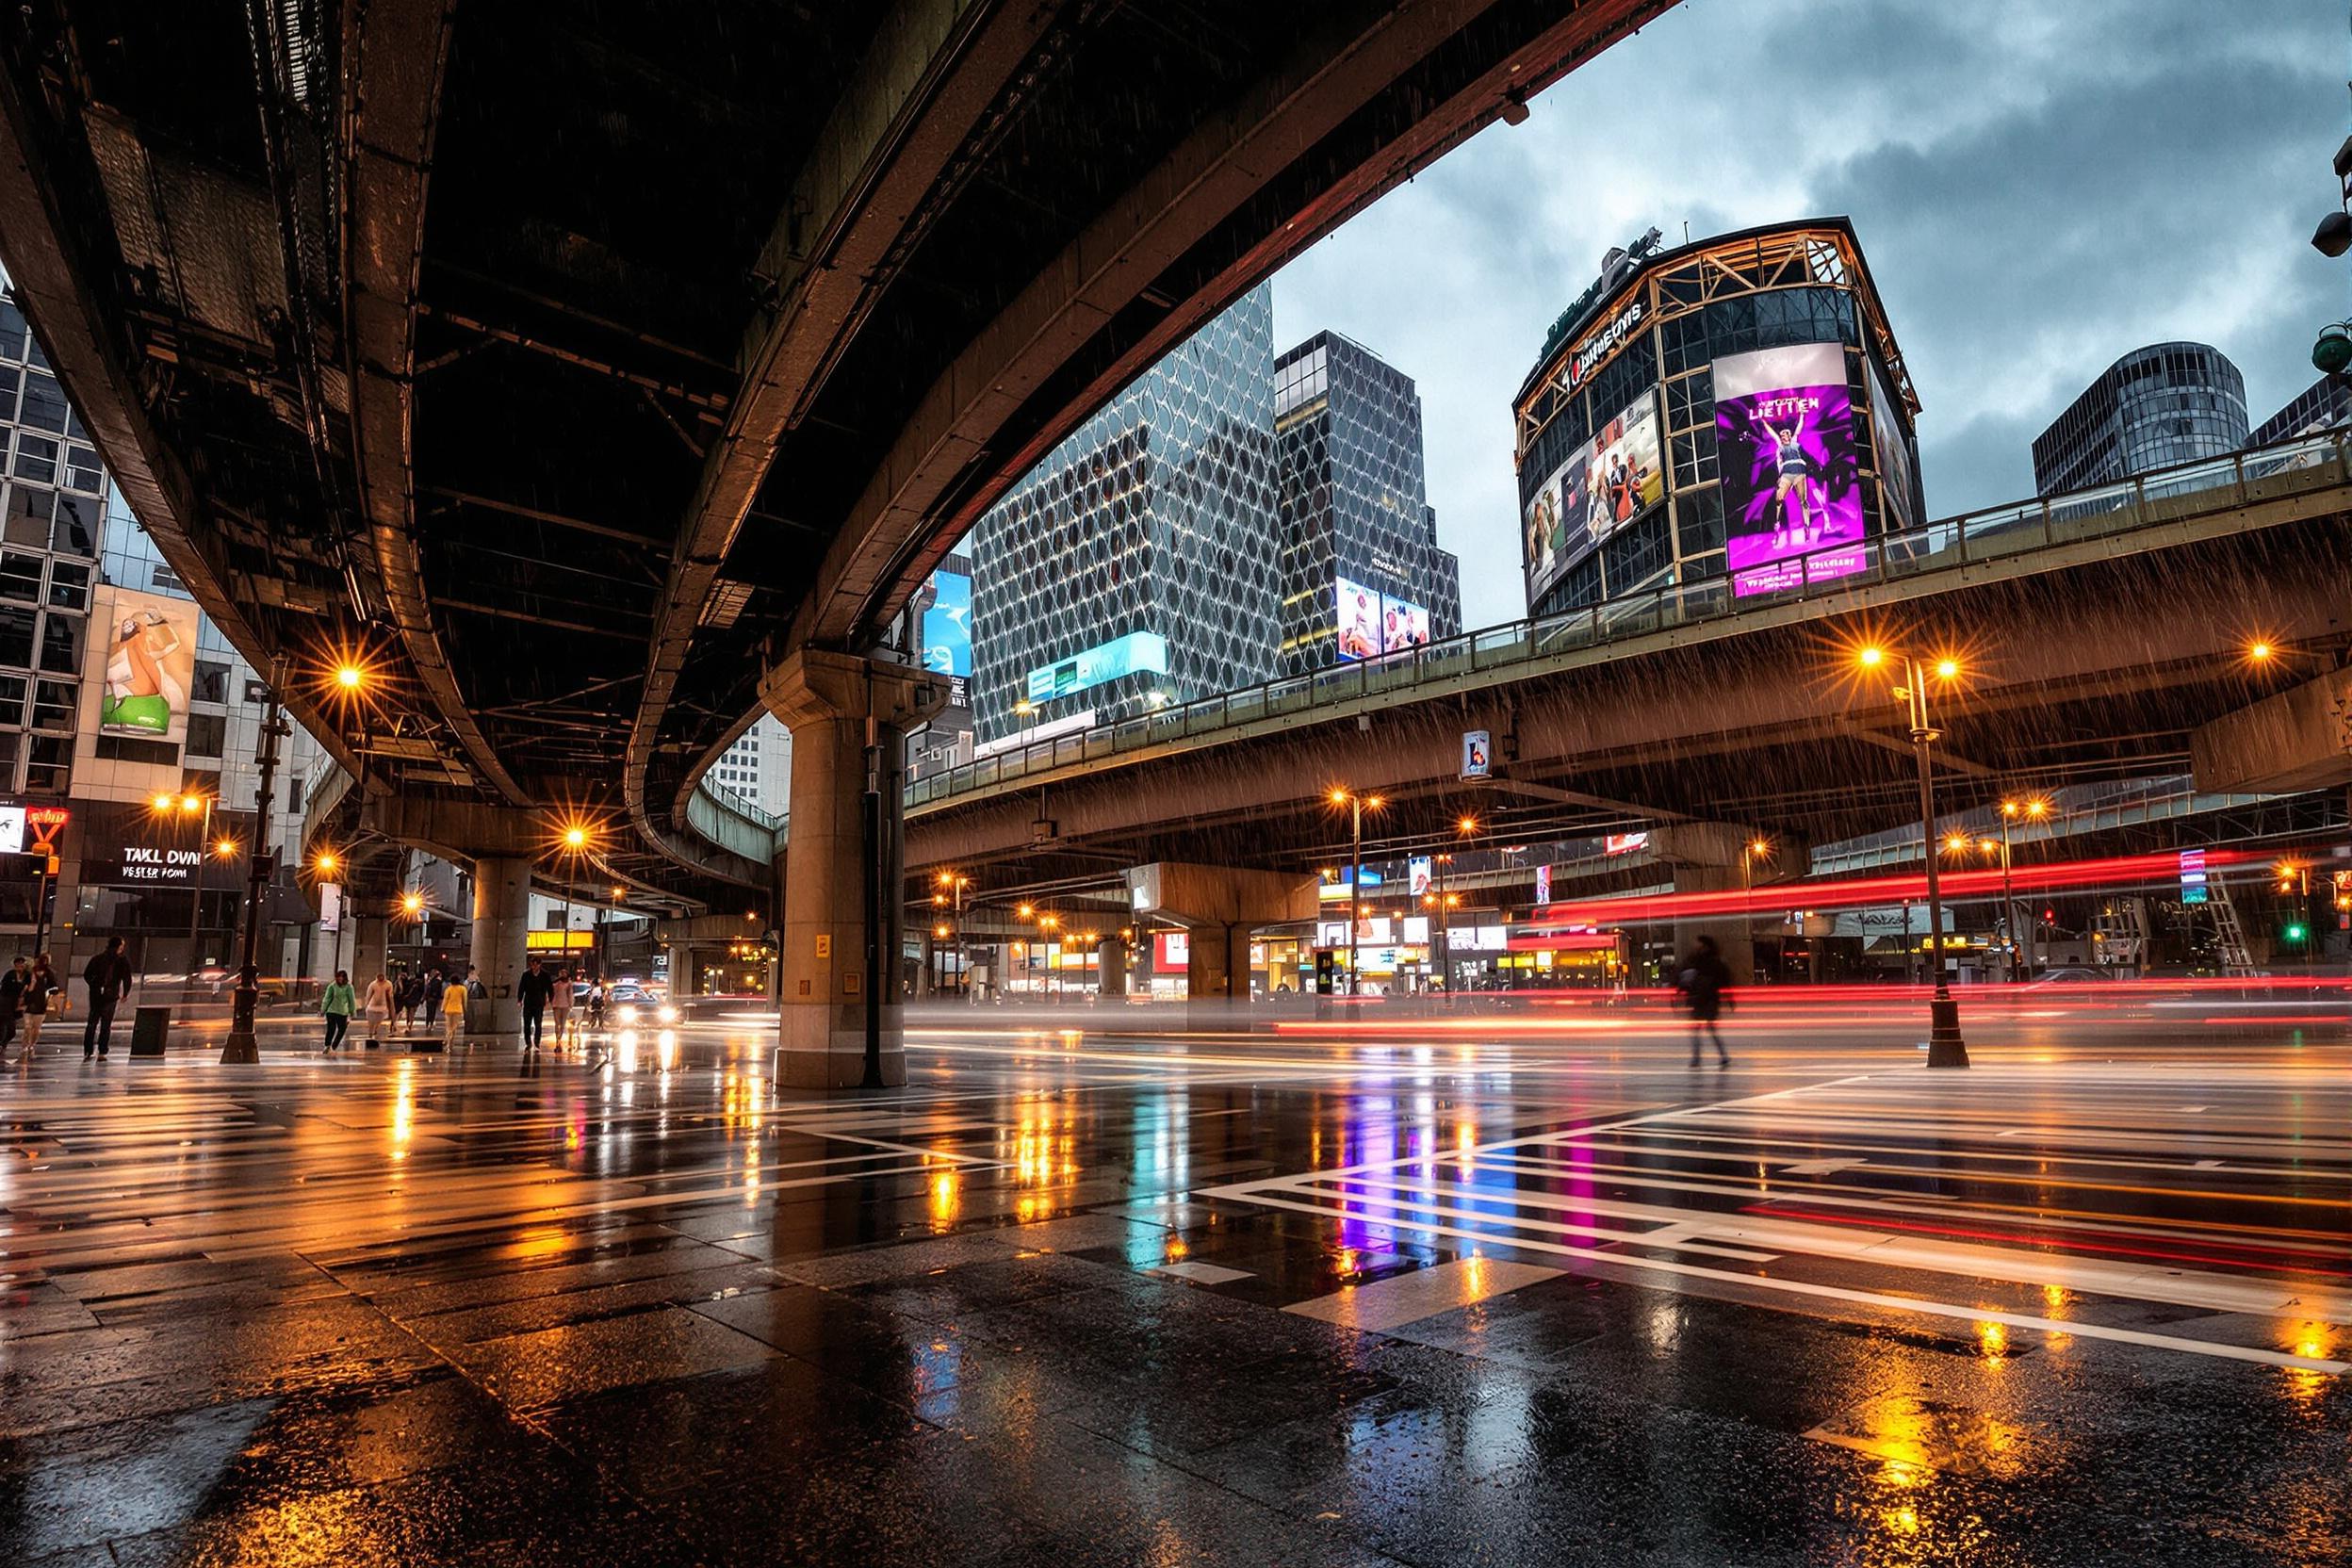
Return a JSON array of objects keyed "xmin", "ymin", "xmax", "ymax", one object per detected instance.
[
  {"xmin": 2191, "ymin": 667, "xmax": 2352, "ymax": 795},
  {"xmin": 359, "ymin": 796, "xmax": 547, "ymax": 862}
]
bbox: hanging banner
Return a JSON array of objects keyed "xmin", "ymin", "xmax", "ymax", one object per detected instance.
[{"xmin": 95, "ymin": 586, "xmax": 197, "ymax": 743}]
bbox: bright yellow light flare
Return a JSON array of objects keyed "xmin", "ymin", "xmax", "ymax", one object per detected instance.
[
  {"xmin": 214, "ymin": 838, "xmax": 238, "ymax": 858},
  {"xmin": 1934, "ymin": 657, "xmax": 1960, "ymax": 681},
  {"xmin": 1857, "ymin": 645, "xmax": 1885, "ymax": 668}
]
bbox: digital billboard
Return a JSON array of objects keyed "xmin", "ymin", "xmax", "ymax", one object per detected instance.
[
  {"xmin": 1579, "ymin": 392, "xmax": 1664, "ymax": 556},
  {"xmin": 1380, "ymin": 596, "xmax": 1430, "ymax": 653},
  {"xmin": 921, "ymin": 570, "xmax": 972, "ymax": 678},
  {"xmin": 96, "ymin": 587, "xmax": 196, "ymax": 743},
  {"xmin": 1333, "ymin": 579, "xmax": 1381, "ymax": 661},
  {"xmin": 1714, "ymin": 343, "xmax": 1866, "ymax": 596},
  {"xmin": 1865, "ymin": 360, "xmax": 1919, "ymax": 536},
  {"xmin": 1023, "ymin": 630, "xmax": 1168, "ymax": 703},
  {"xmin": 1522, "ymin": 434, "xmax": 1592, "ymax": 605}
]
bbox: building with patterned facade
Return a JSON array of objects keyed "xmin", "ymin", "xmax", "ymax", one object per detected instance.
[
  {"xmin": 1514, "ymin": 220, "xmax": 1923, "ymax": 618},
  {"xmin": 2246, "ymin": 373, "xmax": 2352, "ymax": 448},
  {"xmin": 1275, "ymin": 333, "xmax": 1461, "ymax": 671},
  {"xmin": 2030, "ymin": 342, "xmax": 2248, "ymax": 496},
  {"xmin": 969, "ymin": 286, "xmax": 1283, "ymax": 744}
]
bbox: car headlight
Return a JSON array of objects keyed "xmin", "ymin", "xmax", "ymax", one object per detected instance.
[
  {"xmin": 657, "ymin": 1004, "xmax": 678, "ymax": 1024},
  {"xmin": 619, "ymin": 1003, "xmax": 640, "ymax": 1023}
]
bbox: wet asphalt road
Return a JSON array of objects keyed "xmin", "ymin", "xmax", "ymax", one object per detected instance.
[{"xmin": 0, "ymin": 998, "xmax": 2344, "ymax": 1566}]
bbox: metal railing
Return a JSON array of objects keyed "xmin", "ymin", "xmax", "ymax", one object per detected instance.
[
  {"xmin": 673, "ymin": 429, "xmax": 2347, "ymax": 855},
  {"xmin": 898, "ymin": 431, "xmax": 2350, "ymax": 811}
]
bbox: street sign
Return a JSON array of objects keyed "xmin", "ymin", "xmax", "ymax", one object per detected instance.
[{"xmin": 1460, "ymin": 730, "xmax": 1491, "ymax": 780}]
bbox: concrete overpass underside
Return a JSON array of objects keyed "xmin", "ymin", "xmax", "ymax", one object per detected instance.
[{"xmin": 905, "ymin": 515, "xmax": 2352, "ymax": 889}]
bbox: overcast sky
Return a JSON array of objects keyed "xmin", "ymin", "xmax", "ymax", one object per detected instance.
[{"xmin": 1272, "ymin": 0, "xmax": 2346, "ymax": 629}]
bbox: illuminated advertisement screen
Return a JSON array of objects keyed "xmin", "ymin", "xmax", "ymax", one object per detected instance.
[
  {"xmin": 1024, "ymin": 630, "xmax": 1168, "ymax": 703},
  {"xmin": 1152, "ymin": 931, "xmax": 1190, "ymax": 972},
  {"xmin": 922, "ymin": 570, "xmax": 971, "ymax": 678},
  {"xmin": 1580, "ymin": 392, "xmax": 1664, "ymax": 557},
  {"xmin": 1522, "ymin": 434, "xmax": 1592, "ymax": 604},
  {"xmin": 97, "ymin": 587, "xmax": 196, "ymax": 743},
  {"xmin": 1714, "ymin": 343, "xmax": 1866, "ymax": 596},
  {"xmin": 1333, "ymin": 579, "xmax": 1381, "ymax": 662},
  {"xmin": 1865, "ymin": 360, "xmax": 1919, "ymax": 536},
  {"xmin": 1380, "ymin": 597, "xmax": 1430, "ymax": 653}
]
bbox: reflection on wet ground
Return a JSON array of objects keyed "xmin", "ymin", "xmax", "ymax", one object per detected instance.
[{"xmin": 0, "ymin": 1010, "xmax": 2344, "ymax": 1565}]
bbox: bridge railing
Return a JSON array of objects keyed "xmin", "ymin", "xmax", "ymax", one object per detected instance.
[
  {"xmin": 684, "ymin": 777, "xmax": 785, "ymax": 864},
  {"xmin": 902, "ymin": 429, "xmax": 2350, "ymax": 810}
]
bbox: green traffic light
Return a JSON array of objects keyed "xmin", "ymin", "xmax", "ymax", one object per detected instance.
[{"xmin": 2284, "ymin": 923, "xmax": 2308, "ymax": 941}]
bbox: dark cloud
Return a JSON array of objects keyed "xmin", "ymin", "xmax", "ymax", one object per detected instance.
[{"xmin": 1273, "ymin": 0, "xmax": 2346, "ymax": 626}]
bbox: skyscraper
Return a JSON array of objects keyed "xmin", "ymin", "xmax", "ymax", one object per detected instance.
[
  {"xmin": 2030, "ymin": 342, "xmax": 2248, "ymax": 496},
  {"xmin": 2246, "ymin": 373, "xmax": 2352, "ymax": 447},
  {"xmin": 1274, "ymin": 332, "xmax": 1462, "ymax": 670},
  {"xmin": 970, "ymin": 286, "xmax": 1282, "ymax": 744}
]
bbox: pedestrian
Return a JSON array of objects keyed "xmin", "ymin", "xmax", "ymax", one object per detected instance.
[
  {"xmin": 423, "ymin": 967, "xmax": 447, "ymax": 1028},
  {"xmin": 22, "ymin": 953, "xmax": 59, "ymax": 1055},
  {"xmin": 82, "ymin": 937, "xmax": 134, "ymax": 1060},
  {"xmin": 440, "ymin": 971, "xmax": 469, "ymax": 1049},
  {"xmin": 585, "ymin": 979, "xmax": 606, "ymax": 1031},
  {"xmin": 548, "ymin": 965, "xmax": 574, "ymax": 1046},
  {"xmin": 396, "ymin": 970, "xmax": 420, "ymax": 1035},
  {"xmin": 362, "ymin": 971, "xmax": 394, "ymax": 1047},
  {"xmin": 321, "ymin": 969, "xmax": 356, "ymax": 1053},
  {"xmin": 516, "ymin": 956, "xmax": 554, "ymax": 1052},
  {"xmin": 465, "ymin": 966, "xmax": 486, "ymax": 1001},
  {"xmin": 0, "ymin": 956, "xmax": 25, "ymax": 1051},
  {"xmin": 1675, "ymin": 934, "xmax": 1733, "ymax": 1068}
]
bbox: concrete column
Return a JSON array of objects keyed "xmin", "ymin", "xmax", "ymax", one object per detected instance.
[
  {"xmin": 760, "ymin": 650, "xmax": 948, "ymax": 1089},
  {"xmin": 350, "ymin": 917, "xmax": 388, "ymax": 987},
  {"xmin": 469, "ymin": 855, "xmax": 531, "ymax": 1035},
  {"xmin": 1127, "ymin": 863, "xmax": 1317, "ymax": 1030},
  {"xmin": 1652, "ymin": 823, "xmax": 1806, "ymax": 985},
  {"xmin": 1184, "ymin": 924, "xmax": 1237, "ymax": 1017},
  {"xmin": 1097, "ymin": 937, "xmax": 1128, "ymax": 998}
]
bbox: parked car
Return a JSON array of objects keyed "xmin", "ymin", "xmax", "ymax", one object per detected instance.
[{"xmin": 2027, "ymin": 966, "xmax": 2115, "ymax": 984}]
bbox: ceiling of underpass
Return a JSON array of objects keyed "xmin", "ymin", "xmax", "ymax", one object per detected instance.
[{"xmin": 0, "ymin": 0, "xmax": 1668, "ymax": 905}]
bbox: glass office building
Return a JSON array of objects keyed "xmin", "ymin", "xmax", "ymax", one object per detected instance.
[
  {"xmin": 2246, "ymin": 373, "xmax": 2352, "ymax": 447},
  {"xmin": 1275, "ymin": 333, "xmax": 1462, "ymax": 670},
  {"xmin": 970, "ymin": 286, "xmax": 1283, "ymax": 744},
  {"xmin": 2030, "ymin": 342, "xmax": 2248, "ymax": 496},
  {"xmin": 1513, "ymin": 220, "xmax": 1923, "ymax": 617}
]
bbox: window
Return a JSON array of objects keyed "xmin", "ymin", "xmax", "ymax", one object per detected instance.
[
  {"xmin": 4, "ymin": 485, "xmax": 47, "ymax": 547},
  {"xmin": 11, "ymin": 434, "xmax": 56, "ymax": 483},
  {"xmin": 63, "ymin": 446, "xmax": 101, "ymax": 494},
  {"xmin": 0, "ymin": 300, "xmax": 25, "ymax": 361},
  {"xmin": 185, "ymin": 711, "xmax": 225, "ymax": 758},
  {"xmin": 37, "ymin": 612, "xmax": 79, "ymax": 675},
  {"xmin": 0, "ymin": 551, "xmax": 38, "ymax": 602},
  {"xmin": 46, "ymin": 561, "xmax": 87, "ymax": 611},
  {"xmin": 0, "ymin": 604, "xmax": 32, "ymax": 667},
  {"xmin": 0, "ymin": 672, "xmax": 24, "ymax": 725},
  {"xmin": 30, "ymin": 678, "xmax": 73, "ymax": 731},
  {"xmin": 24, "ymin": 732, "xmax": 69, "ymax": 792},
  {"xmin": 16, "ymin": 372, "xmax": 65, "ymax": 433},
  {"xmin": 51, "ymin": 493, "xmax": 94, "ymax": 556},
  {"xmin": 286, "ymin": 777, "xmax": 303, "ymax": 815},
  {"xmin": 191, "ymin": 660, "xmax": 229, "ymax": 703}
]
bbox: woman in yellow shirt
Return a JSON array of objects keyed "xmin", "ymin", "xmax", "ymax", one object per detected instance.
[{"xmin": 440, "ymin": 972, "xmax": 469, "ymax": 1049}]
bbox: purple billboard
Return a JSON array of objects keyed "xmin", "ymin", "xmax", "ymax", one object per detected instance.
[{"xmin": 1713, "ymin": 343, "xmax": 1866, "ymax": 596}]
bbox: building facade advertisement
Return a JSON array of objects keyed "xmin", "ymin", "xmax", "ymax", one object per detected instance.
[
  {"xmin": 1714, "ymin": 343, "xmax": 1867, "ymax": 596},
  {"xmin": 96, "ymin": 586, "xmax": 196, "ymax": 742},
  {"xmin": 0, "ymin": 803, "xmax": 22, "ymax": 855},
  {"xmin": 1581, "ymin": 392, "xmax": 1664, "ymax": 555},
  {"xmin": 923, "ymin": 570, "xmax": 972, "ymax": 678},
  {"xmin": 1522, "ymin": 434, "xmax": 1593, "ymax": 605},
  {"xmin": 1022, "ymin": 631, "xmax": 1168, "ymax": 704},
  {"xmin": 1409, "ymin": 856, "xmax": 1432, "ymax": 897},
  {"xmin": 1333, "ymin": 579, "xmax": 1381, "ymax": 661},
  {"xmin": 1152, "ymin": 930, "xmax": 1190, "ymax": 972},
  {"xmin": 1865, "ymin": 360, "xmax": 1919, "ymax": 537},
  {"xmin": 1604, "ymin": 832, "xmax": 1650, "ymax": 856},
  {"xmin": 1380, "ymin": 596, "xmax": 1430, "ymax": 653}
]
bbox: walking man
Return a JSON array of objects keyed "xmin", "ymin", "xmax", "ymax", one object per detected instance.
[
  {"xmin": 82, "ymin": 937, "xmax": 134, "ymax": 1059},
  {"xmin": 1675, "ymin": 934, "xmax": 1733, "ymax": 1069},
  {"xmin": 516, "ymin": 956, "xmax": 554, "ymax": 1053}
]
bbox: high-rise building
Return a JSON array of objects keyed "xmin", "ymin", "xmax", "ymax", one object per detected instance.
[
  {"xmin": 1513, "ymin": 220, "xmax": 1923, "ymax": 616},
  {"xmin": 970, "ymin": 286, "xmax": 1282, "ymax": 744},
  {"xmin": 1274, "ymin": 333, "xmax": 1462, "ymax": 669},
  {"xmin": 708, "ymin": 713, "xmax": 789, "ymax": 816},
  {"xmin": 2030, "ymin": 342, "xmax": 2247, "ymax": 496},
  {"xmin": 906, "ymin": 550, "xmax": 974, "ymax": 780},
  {"xmin": 2246, "ymin": 374, "xmax": 2352, "ymax": 447}
]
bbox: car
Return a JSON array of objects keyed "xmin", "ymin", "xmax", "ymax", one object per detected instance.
[{"xmin": 2027, "ymin": 966, "xmax": 2115, "ymax": 984}]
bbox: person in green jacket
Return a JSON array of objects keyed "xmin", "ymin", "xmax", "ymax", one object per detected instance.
[{"xmin": 321, "ymin": 970, "xmax": 356, "ymax": 1053}]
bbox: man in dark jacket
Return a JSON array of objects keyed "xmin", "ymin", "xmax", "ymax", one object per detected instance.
[
  {"xmin": 515, "ymin": 956, "xmax": 555, "ymax": 1052},
  {"xmin": 83, "ymin": 937, "xmax": 135, "ymax": 1059},
  {"xmin": 1675, "ymin": 935, "xmax": 1733, "ymax": 1068}
]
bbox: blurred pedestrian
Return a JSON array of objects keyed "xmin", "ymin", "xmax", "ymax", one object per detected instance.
[
  {"xmin": 22, "ymin": 953, "xmax": 59, "ymax": 1054},
  {"xmin": 516, "ymin": 956, "xmax": 553, "ymax": 1052},
  {"xmin": 585, "ymin": 979, "xmax": 606, "ymax": 1031},
  {"xmin": 0, "ymin": 956, "xmax": 25, "ymax": 1051},
  {"xmin": 82, "ymin": 937, "xmax": 134, "ymax": 1059},
  {"xmin": 1675, "ymin": 935, "xmax": 1732, "ymax": 1068},
  {"xmin": 394, "ymin": 969, "xmax": 420, "ymax": 1035},
  {"xmin": 548, "ymin": 965, "xmax": 575, "ymax": 1046},
  {"xmin": 363, "ymin": 971, "xmax": 394, "ymax": 1048},
  {"xmin": 320, "ymin": 970, "xmax": 355, "ymax": 1053},
  {"xmin": 440, "ymin": 971, "xmax": 468, "ymax": 1049},
  {"xmin": 423, "ymin": 967, "xmax": 447, "ymax": 1028}
]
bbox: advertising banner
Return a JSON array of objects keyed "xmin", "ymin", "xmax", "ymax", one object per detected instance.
[
  {"xmin": 0, "ymin": 804, "xmax": 22, "ymax": 855},
  {"xmin": 1713, "ymin": 343, "xmax": 1867, "ymax": 596},
  {"xmin": 1460, "ymin": 729, "xmax": 1491, "ymax": 780},
  {"xmin": 1380, "ymin": 597, "xmax": 1431, "ymax": 653},
  {"xmin": 97, "ymin": 586, "xmax": 196, "ymax": 743},
  {"xmin": 1534, "ymin": 864, "xmax": 1551, "ymax": 905},
  {"xmin": 1152, "ymin": 931, "xmax": 1190, "ymax": 972},
  {"xmin": 1409, "ymin": 856, "xmax": 1432, "ymax": 897},
  {"xmin": 1522, "ymin": 434, "xmax": 1593, "ymax": 604},
  {"xmin": 318, "ymin": 881, "xmax": 343, "ymax": 934},
  {"xmin": 1333, "ymin": 579, "xmax": 1381, "ymax": 661},
  {"xmin": 922, "ymin": 570, "xmax": 972, "ymax": 678},
  {"xmin": 1580, "ymin": 392, "xmax": 1664, "ymax": 558},
  {"xmin": 1865, "ymin": 360, "xmax": 1919, "ymax": 537},
  {"xmin": 1023, "ymin": 631, "xmax": 1168, "ymax": 703},
  {"xmin": 1604, "ymin": 832, "xmax": 1651, "ymax": 857}
]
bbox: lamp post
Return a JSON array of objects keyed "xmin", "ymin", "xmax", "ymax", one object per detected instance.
[
  {"xmin": 149, "ymin": 791, "xmax": 215, "ymax": 996},
  {"xmin": 220, "ymin": 653, "xmax": 289, "ymax": 1064},
  {"xmin": 932, "ymin": 872, "xmax": 971, "ymax": 995},
  {"xmin": 1740, "ymin": 837, "xmax": 1772, "ymax": 983},
  {"xmin": 1329, "ymin": 789, "xmax": 1385, "ymax": 997},
  {"xmin": 1859, "ymin": 645, "xmax": 1968, "ymax": 1069},
  {"xmin": 1993, "ymin": 798, "xmax": 2046, "ymax": 980}
]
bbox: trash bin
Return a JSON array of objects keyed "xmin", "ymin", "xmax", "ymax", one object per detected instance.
[{"xmin": 130, "ymin": 1004, "xmax": 172, "ymax": 1057}]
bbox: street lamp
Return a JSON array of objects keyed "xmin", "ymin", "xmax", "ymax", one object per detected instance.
[
  {"xmin": 1329, "ymin": 788, "xmax": 1385, "ymax": 996},
  {"xmin": 550, "ymin": 819, "xmax": 596, "ymax": 974},
  {"xmin": 1857, "ymin": 645, "xmax": 1969, "ymax": 1068},
  {"xmin": 1740, "ymin": 837, "xmax": 1772, "ymax": 982},
  {"xmin": 150, "ymin": 791, "xmax": 217, "ymax": 996},
  {"xmin": 1995, "ymin": 798, "xmax": 2047, "ymax": 979}
]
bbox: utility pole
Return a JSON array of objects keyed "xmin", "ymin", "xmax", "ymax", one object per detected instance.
[{"xmin": 220, "ymin": 654, "xmax": 287, "ymax": 1064}]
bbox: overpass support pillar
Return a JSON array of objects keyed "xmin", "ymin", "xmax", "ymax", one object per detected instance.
[
  {"xmin": 760, "ymin": 650, "xmax": 949, "ymax": 1089},
  {"xmin": 469, "ymin": 857, "xmax": 531, "ymax": 1035},
  {"xmin": 349, "ymin": 917, "xmax": 388, "ymax": 988},
  {"xmin": 1653, "ymin": 824, "xmax": 1805, "ymax": 986},
  {"xmin": 1097, "ymin": 937, "xmax": 1128, "ymax": 999},
  {"xmin": 1127, "ymin": 864, "xmax": 1319, "ymax": 1029}
]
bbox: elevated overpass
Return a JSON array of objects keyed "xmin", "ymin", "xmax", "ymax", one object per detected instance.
[
  {"xmin": 899, "ymin": 435, "xmax": 2352, "ymax": 888},
  {"xmin": 0, "ymin": 0, "xmax": 1671, "ymax": 1078}
]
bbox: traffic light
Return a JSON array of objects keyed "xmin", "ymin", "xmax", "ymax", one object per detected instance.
[{"xmin": 2285, "ymin": 923, "xmax": 2309, "ymax": 943}]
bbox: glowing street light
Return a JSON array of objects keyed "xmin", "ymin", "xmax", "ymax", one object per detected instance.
[
  {"xmin": 1856, "ymin": 645, "xmax": 1969, "ymax": 1067},
  {"xmin": 1328, "ymin": 788, "xmax": 1387, "ymax": 996}
]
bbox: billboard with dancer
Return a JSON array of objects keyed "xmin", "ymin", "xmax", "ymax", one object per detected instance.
[{"xmin": 1713, "ymin": 343, "xmax": 1866, "ymax": 596}]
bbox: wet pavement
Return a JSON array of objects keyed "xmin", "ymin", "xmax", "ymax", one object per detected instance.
[{"xmin": 0, "ymin": 1002, "xmax": 2344, "ymax": 1566}]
